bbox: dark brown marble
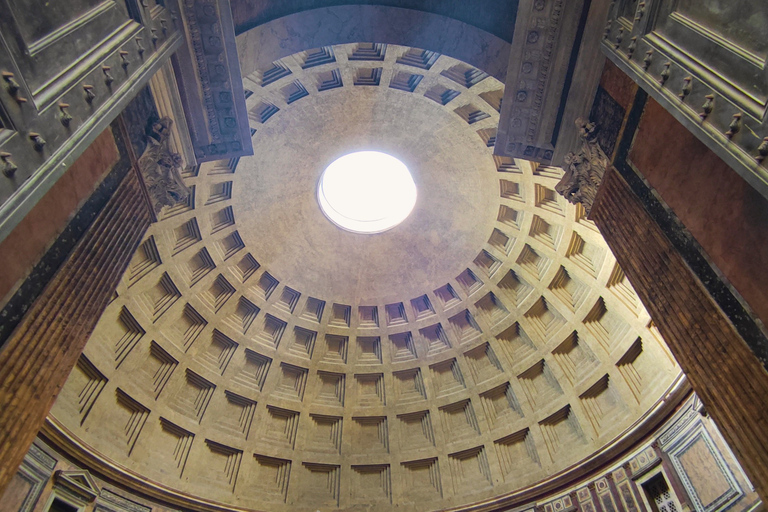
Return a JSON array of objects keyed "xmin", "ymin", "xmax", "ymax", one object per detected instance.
[{"xmin": 599, "ymin": 59, "xmax": 638, "ymax": 112}]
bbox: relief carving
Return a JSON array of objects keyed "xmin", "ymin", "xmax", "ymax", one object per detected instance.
[
  {"xmin": 137, "ymin": 117, "xmax": 191, "ymax": 214},
  {"xmin": 555, "ymin": 118, "xmax": 610, "ymax": 214}
]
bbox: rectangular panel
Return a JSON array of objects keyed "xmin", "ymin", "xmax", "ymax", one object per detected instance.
[
  {"xmin": 8, "ymin": 0, "xmax": 104, "ymax": 42},
  {"xmin": 3, "ymin": 0, "xmax": 138, "ymax": 104},
  {"xmin": 602, "ymin": 0, "xmax": 768, "ymax": 201},
  {"xmin": 0, "ymin": 0, "xmax": 182, "ymax": 242},
  {"xmin": 675, "ymin": 0, "xmax": 768, "ymax": 56},
  {"xmin": 666, "ymin": 424, "xmax": 743, "ymax": 512},
  {"xmin": 648, "ymin": 0, "xmax": 768, "ymax": 111}
]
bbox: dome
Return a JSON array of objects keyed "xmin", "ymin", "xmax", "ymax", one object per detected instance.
[{"xmin": 49, "ymin": 43, "xmax": 681, "ymax": 511}]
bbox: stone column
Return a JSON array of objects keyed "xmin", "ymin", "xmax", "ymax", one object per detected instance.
[
  {"xmin": 0, "ymin": 167, "xmax": 152, "ymax": 496},
  {"xmin": 569, "ymin": 161, "xmax": 768, "ymax": 503}
]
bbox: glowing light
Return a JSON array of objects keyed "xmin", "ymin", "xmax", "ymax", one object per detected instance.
[{"xmin": 318, "ymin": 151, "xmax": 417, "ymax": 233}]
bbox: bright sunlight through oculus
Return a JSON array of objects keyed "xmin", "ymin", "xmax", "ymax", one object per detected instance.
[{"xmin": 318, "ymin": 151, "xmax": 417, "ymax": 234}]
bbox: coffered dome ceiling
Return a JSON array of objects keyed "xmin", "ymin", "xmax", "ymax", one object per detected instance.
[{"xmin": 50, "ymin": 43, "xmax": 681, "ymax": 512}]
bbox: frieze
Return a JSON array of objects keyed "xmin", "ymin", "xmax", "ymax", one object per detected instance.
[
  {"xmin": 175, "ymin": 0, "xmax": 252, "ymax": 162},
  {"xmin": 97, "ymin": 488, "xmax": 152, "ymax": 512},
  {"xmin": 628, "ymin": 446, "xmax": 661, "ymax": 480},
  {"xmin": 500, "ymin": 0, "xmax": 565, "ymax": 164},
  {"xmin": 496, "ymin": 0, "xmax": 603, "ymax": 166},
  {"xmin": 542, "ymin": 493, "xmax": 577, "ymax": 512},
  {"xmin": 523, "ymin": 0, "xmax": 563, "ymax": 145}
]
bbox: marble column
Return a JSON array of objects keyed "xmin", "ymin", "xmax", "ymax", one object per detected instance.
[
  {"xmin": 588, "ymin": 167, "xmax": 768, "ymax": 505},
  {"xmin": 0, "ymin": 168, "xmax": 152, "ymax": 497}
]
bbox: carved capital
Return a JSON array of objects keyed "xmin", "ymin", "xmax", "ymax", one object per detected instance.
[
  {"xmin": 137, "ymin": 117, "xmax": 191, "ymax": 215},
  {"xmin": 555, "ymin": 118, "xmax": 610, "ymax": 215}
]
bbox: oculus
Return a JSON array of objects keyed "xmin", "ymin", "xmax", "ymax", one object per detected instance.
[{"xmin": 318, "ymin": 151, "xmax": 417, "ymax": 233}]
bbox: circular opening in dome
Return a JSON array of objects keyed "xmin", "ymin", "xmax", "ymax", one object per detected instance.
[{"xmin": 318, "ymin": 151, "xmax": 417, "ymax": 234}]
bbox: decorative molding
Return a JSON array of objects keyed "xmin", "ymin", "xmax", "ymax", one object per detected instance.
[
  {"xmin": 13, "ymin": 443, "xmax": 56, "ymax": 512},
  {"xmin": 0, "ymin": 3, "xmax": 182, "ymax": 243},
  {"xmin": 52, "ymin": 470, "xmax": 100, "ymax": 503},
  {"xmin": 496, "ymin": 0, "xmax": 611, "ymax": 166},
  {"xmin": 174, "ymin": 0, "xmax": 252, "ymax": 162},
  {"xmin": 497, "ymin": 0, "xmax": 570, "ymax": 163},
  {"xmin": 541, "ymin": 493, "xmax": 577, "ymax": 512},
  {"xmin": 555, "ymin": 118, "xmax": 610, "ymax": 214},
  {"xmin": 657, "ymin": 400, "xmax": 700, "ymax": 448},
  {"xmin": 627, "ymin": 446, "xmax": 661, "ymax": 481},
  {"xmin": 97, "ymin": 488, "xmax": 152, "ymax": 512},
  {"xmin": 27, "ymin": 442, "xmax": 57, "ymax": 472}
]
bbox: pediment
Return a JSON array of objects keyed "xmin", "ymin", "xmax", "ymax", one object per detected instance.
[{"xmin": 53, "ymin": 470, "xmax": 99, "ymax": 502}]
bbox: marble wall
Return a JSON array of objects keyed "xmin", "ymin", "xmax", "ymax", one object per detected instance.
[{"xmin": 596, "ymin": 58, "xmax": 768, "ymax": 344}]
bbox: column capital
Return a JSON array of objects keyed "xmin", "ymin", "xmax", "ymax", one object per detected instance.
[
  {"xmin": 137, "ymin": 117, "xmax": 191, "ymax": 215},
  {"xmin": 555, "ymin": 118, "xmax": 611, "ymax": 214}
]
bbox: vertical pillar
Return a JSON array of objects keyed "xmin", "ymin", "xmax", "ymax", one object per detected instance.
[
  {"xmin": 0, "ymin": 168, "xmax": 152, "ymax": 495},
  {"xmin": 588, "ymin": 167, "xmax": 768, "ymax": 504}
]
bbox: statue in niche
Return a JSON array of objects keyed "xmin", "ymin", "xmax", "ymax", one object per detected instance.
[
  {"xmin": 137, "ymin": 117, "xmax": 191, "ymax": 215},
  {"xmin": 555, "ymin": 118, "xmax": 610, "ymax": 215}
]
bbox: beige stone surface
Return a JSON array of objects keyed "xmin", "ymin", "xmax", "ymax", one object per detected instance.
[{"xmin": 49, "ymin": 44, "xmax": 680, "ymax": 512}]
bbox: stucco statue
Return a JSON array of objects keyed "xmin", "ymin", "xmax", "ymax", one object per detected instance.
[
  {"xmin": 137, "ymin": 117, "xmax": 191, "ymax": 215},
  {"xmin": 555, "ymin": 118, "xmax": 610, "ymax": 215}
]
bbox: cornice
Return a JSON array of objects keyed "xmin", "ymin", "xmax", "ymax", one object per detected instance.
[{"xmin": 42, "ymin": 375, "xmax": 689, "ymax": 512}]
